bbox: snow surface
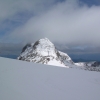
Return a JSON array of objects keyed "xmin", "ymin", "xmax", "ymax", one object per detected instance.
[
  {"xmin": 58, "ymin": 51, "xmax": 71, "ymax": 60},
  {"xmin": 0, "ymin": 57, "xmax": 100, "ymax": 100},
  {"xmin": 75, "ymin": 62, "xmax": 85, "ymax": 67},
  {"xmin": 47, "ymin": 59, "xmax": 68, "ymax": 68}
]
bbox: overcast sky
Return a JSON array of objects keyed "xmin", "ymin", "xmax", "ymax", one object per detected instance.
[{"xmin": 0, "ymin": 0, "xmax": 100, "ymax": 60}]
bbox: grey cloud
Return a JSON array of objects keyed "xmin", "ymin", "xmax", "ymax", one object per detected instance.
[
  {"xmin": 0, "ymin": 0, "xmax": 100, "ymax": 61},
  {"xmin": 0, "ymin": 0, "xmax": 100, "ymax": 58},
  {"xmin": 4, "ymin": 0, "xmax": 100, "ymax": 47},
  {"xmin": 55, "ymin": 41, "xmax": 100, "ymax": 55},
  {"xmin": 0, "ymin": 0, "xmax": 57, "ymax": 22},
  {"xmin": 0, "ymin": 43, "xmax": 24, "ymax": 55}
]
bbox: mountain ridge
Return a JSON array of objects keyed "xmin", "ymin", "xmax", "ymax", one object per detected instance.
[{"xmin": 18, "ymin": 38, "xmax": 100, "ymax": 71}]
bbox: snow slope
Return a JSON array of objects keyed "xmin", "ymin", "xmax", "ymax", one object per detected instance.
[{"xmin": 0, "ymin": 57, "xmax": 100, "ymax": 100}]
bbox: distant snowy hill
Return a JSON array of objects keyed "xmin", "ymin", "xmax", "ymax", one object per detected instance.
[
  {"xmin": 75, "ymin": 61, "xmax": 100, "ymax": 71},
  {"xmin": 0, "ymin": 57, "xmax": 100, "ymax": 100},
  {"xmin": 18, "ymin": 38, "xmax": 74, "ymax": 68}
]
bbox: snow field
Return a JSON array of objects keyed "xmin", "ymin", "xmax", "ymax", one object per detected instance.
[{"xmin": 0, "ymin": 57, "xmax": 100, "ymax": 100}]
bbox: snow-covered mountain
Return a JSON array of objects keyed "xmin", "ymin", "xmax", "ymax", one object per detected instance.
[
  {"xmin": 75, "ymin": 61, "xmax": 100, "ymax": 67},
  {"xmin": 18, "ymin": 38, "xmax": 74, "ymax": 68},
  {"xmin": 75, "ymin": 61, "xmax": 100, "ymax": 71},
  {"xmin": 18, "ymin": 38, "xmax": 100, "ymax": 71}
]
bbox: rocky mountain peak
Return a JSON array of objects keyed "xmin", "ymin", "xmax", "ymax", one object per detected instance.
[{"xmin": 18, "ymin": 38, "xmax": 74, "ymax": 68}]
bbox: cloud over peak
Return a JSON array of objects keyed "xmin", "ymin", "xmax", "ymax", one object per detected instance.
[{"xmin": 0, "ymin": 0, "xmax": 100, "ymax": 47}]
